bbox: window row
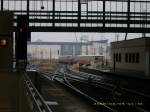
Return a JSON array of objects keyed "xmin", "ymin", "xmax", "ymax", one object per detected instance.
[
  {"xmin": 125, "ymin": 53, "xmax": 139, "ymax": 63},
  {"xmin": 114, "ymin": 53, "xmax": 140, "ymax": 63},
  {"xmin": 114, "ymin": 53, "xmax": 121, "ymax": 62}
]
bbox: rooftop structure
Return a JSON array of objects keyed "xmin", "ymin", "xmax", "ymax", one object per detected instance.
[{"xmin": 0, "ymin": 0, "xmax": 150, "ymax": 32}]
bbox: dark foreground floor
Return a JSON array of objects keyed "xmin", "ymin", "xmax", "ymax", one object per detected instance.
[{"xmin": 41, "ymin": 80, "xmax": 97, "ymax": 112}]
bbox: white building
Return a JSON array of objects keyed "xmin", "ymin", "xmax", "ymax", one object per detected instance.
[
  {"xmin": 28, "ymin": 43, "xmax": 60, "ymax": 59},
  {"xmin": 27, "ymin": 40, "xmax": 110, "ymax": 66},
  {"xmin": 81, "ymin": 40, "xmax": 110, "ymax": 63},
  {"xmin": 111, "ymin": 37, "xmax": 150, "ymax": 78}
]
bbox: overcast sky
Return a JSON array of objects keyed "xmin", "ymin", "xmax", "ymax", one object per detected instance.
[{"xmin": 31, "ymin": 32, "xmax": 150, "ymax": 43}]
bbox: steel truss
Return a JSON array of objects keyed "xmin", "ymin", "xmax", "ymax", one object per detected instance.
[{"xmin": 0, "ymin": 0, "xmax": 150, "ymax": 32}]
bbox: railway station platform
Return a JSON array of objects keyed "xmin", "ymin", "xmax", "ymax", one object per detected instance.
[
  {"xmin": 0, "ymin": 71, "xmax": 30, "ymax": 112},
  {"xmin": 0, "ymin": 68, "xmax": 97, "ymax": 112}
]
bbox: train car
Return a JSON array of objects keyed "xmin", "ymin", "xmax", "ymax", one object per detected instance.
[
  {"xmin": 111, "ymin": 37, "xmax": 150, "ymax": 78},
  {"xmin": 58, "ymin": 55, "xmax": 76, "ymax": 64},
  {"xmin": 76, "ymin": 55, "xmax": 104, "ymax": 66}
]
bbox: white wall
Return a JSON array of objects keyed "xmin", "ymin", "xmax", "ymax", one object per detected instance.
[{"xmin": 28, "ymin": 45, "xmax": 60, "ymax": 59}]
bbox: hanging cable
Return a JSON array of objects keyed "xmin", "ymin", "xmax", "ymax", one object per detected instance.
[
  {"xmin": 33, "ymin": 0, "xmax": 36, "ymax": 26},
  {"xmin": 40, "ymin": 0, "xmax": 43, "ymax": 26},
  {"xmin": 21, "ymin": 0, "xmax": 22, "ymax": 14},
  {"xmin": 125, "ymin": 0, "xmax": 129, "ymax": 40},
  {"xmin": 146, "ymin": 0, "xmax": 148, "ymax": 28},
  {"xmin": 66, "ymin": 0, "xmax": 67, "ymax": 27},
  {"xmin": 35, "ymin": 0, "xmax": 37, "ymax": 17},
  {"xmin": 140, "ymin": 0, "xmax": 142, "ymax": 28},
  {"xmin": 47, "ymin": 0, "xmax": 49, "ymax": 27},
  {"xmin": 47, "ymin": 0, "xmax": 50, "ymax": 24},
  {"xmin": 36, "ymin": 0, "xmax": 38, "ymax": 26},
  {"xmin": 91, "ymin": 0, "xmax": 92, "ymax": 27},
  {"xmin": 110, "ymin": 1, "xmax": 111, "ymax": 27},
  {"xmin": 72, "ymin": 0, "xmax": 73, "ymax": 27},
  {"xmin": 116, "ymin": 1, "xmax": 117, "ymax": 28},
  {"xmin": 122, "ymin": 0, "xmax": 123, "ymax": 27},
  {"xmin": 134, "ymin": 0, "xmax": 135, "ymax": 28},
  {"xmin": 41, "ymin": 0, "xmax": 44, "ymax": 10},
  {"xmin": 97, "ymin": 0, "xmax": 98, "ymax": 27},
  {"xmin": 59, "ymin": 0, "xmax": 61, "ymax": 26}
]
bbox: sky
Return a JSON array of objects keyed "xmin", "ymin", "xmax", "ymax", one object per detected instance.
[{"xmin": 31, "ymin": 32, "xmax": 150, "ymax": 43}]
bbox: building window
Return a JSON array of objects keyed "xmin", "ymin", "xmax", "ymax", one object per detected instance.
[
  {"xmin": 125, "ymin": 53, "xmax": 140, "ymax": 64},
  {"xmin": 119, "ymin": 53, "xmax": 121, "ymax": 62},
  {"xmin": 132, "ymin": 53, "xmax": 135, "ymax": 63},
  {"xmin": 95, "ymin": 57, "xmax": 98, "ymax": 60},
  {"xmin": 129, "ymin": 53, "xmax": 131, "ymax": 63},
  {"xmin": 114, "ymin": 53, "xmax": 121, "ymax": 62},
  {"xmin": 125, "ymin": 53, "xmax": 128, "ymax": 63},
  {"xmin": 116, "ymin": 53, "xmax": 118, "ymax": 62},
  {"xmin": 136, "ymin": 53, "xmax": 140, "ymax": 63}
]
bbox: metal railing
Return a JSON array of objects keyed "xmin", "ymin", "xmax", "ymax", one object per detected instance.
[{"xmin": 23, "ymin": 72, "xmax": 53, "ymax": 112}]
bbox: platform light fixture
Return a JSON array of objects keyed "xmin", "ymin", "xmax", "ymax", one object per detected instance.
[{"xmin": 0, "ymin": 39, "xmax": 7, "ymax": 46}]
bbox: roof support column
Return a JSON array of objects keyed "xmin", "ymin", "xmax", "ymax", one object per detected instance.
[
  {"xmin": 78, "ymin": 0, "xmax": 81, "ymax": 28},
  {"xmin": 1, "ymin": 0, "xmax": 3, "ymax": 11},
  {"xmin": 53, "ymin": 0, "xmax": 55, "ymax": 27},
  {"xmin": 27, "ymin": 0, "xmax": 29, "ymax": 17},
  {"xmin": 127, "ymin": 0, "xmax": 130, "ymax": 29},
  {"xmin": 103, "ymin": 0, "xmax": 105, "ymax": 28},
  {"xmin": 125, "ymin": 0, "xmax": 130, "ymax": 40}
]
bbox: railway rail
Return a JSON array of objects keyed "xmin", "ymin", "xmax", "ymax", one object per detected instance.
[
  {"xmin": 27, "ymin": 64, "xmax": 150, "ymax": 112},
  {"xmin": 78, "ymin": 67, "xmax": 150, "ymax": 99},
  {"xmin": 23, "ymin": 72, "xmax": 53, "ymax": 112}
]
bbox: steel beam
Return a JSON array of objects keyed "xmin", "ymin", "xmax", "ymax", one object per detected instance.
[
  {"xmin": 78, "ymin": 0, "xmax": 81, "ymax": 27},
  {"xmin": 25, "ymin": 26, "xmax": 150, "ymax": 33},
  {"xmin": 103, "ymin": 0, "xmax": 105, "ymax": 28},
  {"xmin": 52, "ymin": 0, "xmax": 55, "ymax": 27},
  {"xmin": 1, "ymin": 0, "xmax": 3, "ymax": 11}
]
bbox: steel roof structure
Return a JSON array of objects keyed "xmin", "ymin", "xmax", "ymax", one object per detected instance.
[{"xmin": 0, "ymin": 0, "xmax": 150, "ymax": 33}]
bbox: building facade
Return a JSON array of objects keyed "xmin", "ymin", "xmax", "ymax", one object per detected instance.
[
  {"xmin": 81, "ymin": 40, "xmax": 110, "ymax": 63},
  {"xmin": 60, "ymin": 43, "xmax": 82, "ymax": 57},
  {"xmin": 111, "ymin": 37, "xmax": 150, "ymax": 78},
  {"xmin": 28, "ymin": 40, "xmax": 110, "ymax": 65}
]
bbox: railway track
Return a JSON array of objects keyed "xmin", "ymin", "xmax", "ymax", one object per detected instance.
[
  {"xmin": 69, "ymin": 67, "xmax": 150, "ymax": 100},
  {"xmin": 27, "ymin": 64, "xmax": 150, "ymax": 112},
  {"xmin": 79, "ymin": 67, "xmax": 150, "ymax": 96},
  {"xmin": 54, "ymin": 65, "xmax": 150, "ymax": 112}
]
